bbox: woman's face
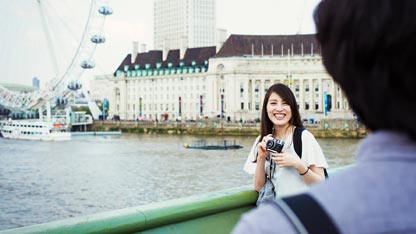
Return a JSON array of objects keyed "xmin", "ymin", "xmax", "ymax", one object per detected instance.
[{"xmin": 266, "ymin": 92, "xmax": 292, "ymax": 128}]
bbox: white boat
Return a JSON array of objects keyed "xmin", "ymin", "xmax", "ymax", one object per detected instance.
[
  {"xmin": 0, "ymin": 120, "xmax": 6, "ymax": 137},
  {"xmin": 0, "ymin": 119, "xmax": 71, "ymax": 141}
]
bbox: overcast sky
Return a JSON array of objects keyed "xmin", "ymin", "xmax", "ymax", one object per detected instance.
[{"xmin": 0, "ymin": 0, "xmax": 320, "ymax": 87}]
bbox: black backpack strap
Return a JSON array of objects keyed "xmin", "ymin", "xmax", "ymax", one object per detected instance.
[
  {"xmin": 293, "ymin": 127, "xmax": 329, "ymax": 178},
  {"xmin": 293, "ymin": 127, "xmax": 305, "ymax": 158},
  {"xmin": 280, "ymin": 194, "xmax": 340, "ymax": 234}
]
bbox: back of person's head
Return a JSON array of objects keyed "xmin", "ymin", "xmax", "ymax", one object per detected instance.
[
  {"xmin": 260, "ymin": 83, "xmax": 303, "ymax": 139},
  {"xmin": 314, "ymin": 0, "xmax": 416, "ymax": 139}
]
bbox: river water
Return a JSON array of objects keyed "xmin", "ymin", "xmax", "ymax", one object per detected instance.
[{"xmin": 0, "ymin": 133, "xmax": 361, "ymax": 230}]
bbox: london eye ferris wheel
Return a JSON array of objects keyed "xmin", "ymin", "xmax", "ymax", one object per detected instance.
[{"xmin": 0, "ymin": 0, "xmax": 112, "ymax": 111}]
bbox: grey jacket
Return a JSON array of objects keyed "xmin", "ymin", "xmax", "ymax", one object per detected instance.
[{"xmin": 233, "ymin": 131, "xmax": 416, "ymax": 234}]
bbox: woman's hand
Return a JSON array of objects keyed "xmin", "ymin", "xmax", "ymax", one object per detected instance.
[
  {"xmin": 272, "ymin": 151, "xmax": 302, "ymax": 168},
  {"xmin": 272, "ymin": 151, "xmax": 325, "ymax": 183},
  {"xmin": 256, "ymin": 134, "xmax": 273, "ymax": 161}
]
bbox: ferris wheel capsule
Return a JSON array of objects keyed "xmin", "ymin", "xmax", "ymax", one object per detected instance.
[
  {"xmin": 98, "ymin": 6, "xmax": 113, "ymax": 15},
  {"xmin": 56, "ymin": 97, "xmax": 67, "ymax": 105},
  {"xmin": 67, "ymin": 81, "xmax": 83, "ymax": 91},
  {"xmin": 80, "ymin": 60, "xmax": 95, "ymax": 69},
  {"xmin": 91, "ymin": 35, "xmax": 106, "ymax": 44}
]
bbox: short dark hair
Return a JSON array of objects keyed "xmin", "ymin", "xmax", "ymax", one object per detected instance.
[
  {"xmin": 259, "ymin": 83, "xmax": 303, "ymax": 142},
  {"xmin": 314, "ymin": 0, "xmax": 416, "ymax": 139}
]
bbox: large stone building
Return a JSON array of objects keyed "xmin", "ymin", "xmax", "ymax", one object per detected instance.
[
  {"xmin": 90, "ymin": 34, "xmax": 353, "ymax": 122},
  {"xmin": 153, "ymin": 0, "xmax": 217, "ymax": 55}
]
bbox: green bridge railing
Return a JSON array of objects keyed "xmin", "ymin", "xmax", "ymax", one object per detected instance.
[{"xmin": 0, "ymin": 165, "xmax": 352, "ymax": 234}]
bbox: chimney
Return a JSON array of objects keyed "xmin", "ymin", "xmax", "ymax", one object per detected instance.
[
  {"xmin": 163, "ymin": 37, "xmax": 169, "ymax": 60},
  {"xmin": 163, "ymin": 49, "xmax": 169, "ymax": 61},
  {"xmin": 251, "ymin": 44, "xmax": 254, "ymax": 56},
  {"xmin": 291, "ymin": 44, "xmax": 294, "ymax": 56},
  {"xmin": 180, "ymin": 48, "xmax": 187, "ymax": 60},
  {"xmin": 216, "ymin": 28, "xmax": 227, "ymax": 53},
  {"xmin": 180, "ymin": 34, "xmax": 187, "ymax": 60},
  {"xmin": 132, "ymin": 41, "xmax": 139, "ymax": 63},
  {"xmin": 140, "ymin": 43, "xmax": 147, "ymax": 53},
  {"xmin": 301, "ymin": 43, "xmax": 304, "ymax": 56}
]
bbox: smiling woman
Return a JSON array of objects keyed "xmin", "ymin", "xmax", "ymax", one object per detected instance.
[{"xmin": 243, "ymin": 83, "xmax": 328, "ymax": 199}]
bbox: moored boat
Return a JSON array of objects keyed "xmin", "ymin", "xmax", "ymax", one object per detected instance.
[
  {"xmin": 184, "ymin": 139, "xmax": 243, "ymax": 150},
  {"xmin": 0, "ymin": 120, "xmax": 6, "ymax": 137},
  {"xmin": 0, "ymin": 119, "xmax": 71, "ymax": 141}
]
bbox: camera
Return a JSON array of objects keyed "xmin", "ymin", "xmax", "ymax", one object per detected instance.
[{"xmin": 266, "ymin": 138, "xmax": 285, "ymax": 153}]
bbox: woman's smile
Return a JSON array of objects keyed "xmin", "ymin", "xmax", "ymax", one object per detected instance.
[
  {"xmin": 273, "ymin": 113, "xmax": 286, "ymax": 120},
  {"xmin": 267, "ymin": 92, "xmax": 292, "ymax": 126}
]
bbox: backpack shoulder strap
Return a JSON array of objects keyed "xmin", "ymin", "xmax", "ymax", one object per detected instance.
[
  {"xmin": 293, "ymin": 127, "xmax": 305, "ymax": 158},
  {"xmin": 278, "ymin": 194, "xmax": 340, "ymax": 234},
  {"xmin": 293, "ymin": 127, "xmax": 329, "ymax": 178}
]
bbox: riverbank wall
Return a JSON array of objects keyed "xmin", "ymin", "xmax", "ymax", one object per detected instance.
[{"xmin": 90, "ymin": 119, "xmax": 367, "ymax": 138}]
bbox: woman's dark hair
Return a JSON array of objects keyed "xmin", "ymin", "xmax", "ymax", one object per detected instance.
[
  {"xmin": 258, "ymin": 83, "xmax": 303, "ymax": 143},
  {"xmin": 314, "ymin": 0, "xmax": 416, "ymax": 139}
]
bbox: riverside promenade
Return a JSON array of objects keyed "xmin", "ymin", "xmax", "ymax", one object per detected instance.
[{"xmin": 91, "ymin": 118, "xmax": 367, "ymax": 138}]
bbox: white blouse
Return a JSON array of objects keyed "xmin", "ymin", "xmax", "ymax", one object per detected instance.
[{"xmin": 243, "ymin": 127, "xmax": 328, "ymax": 197}]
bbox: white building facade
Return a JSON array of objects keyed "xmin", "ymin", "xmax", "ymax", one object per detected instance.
[
  {"xmin": 90, "ymin": 35, "xmax": 353, "ymax": 122},
  {"xmin": 153, "ymin": 0, "xmax": 216, "ymax": 54},
  {"xmin": 205, "ymin": 56, "xmax": 351, "ymax": 122}
]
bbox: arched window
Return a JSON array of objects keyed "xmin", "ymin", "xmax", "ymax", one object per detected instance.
[{"xmin": 217, "ymin": 64, "xmax": 225, "ymax": 72}]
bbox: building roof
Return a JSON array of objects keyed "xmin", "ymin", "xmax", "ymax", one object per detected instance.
[
  {"xmin": 114, "ymin": 46, "xmax": 216, "ymax": 75},
  {"xmin": 162, "ymin": 49, "xmax": 180, "ymax": 68},
  {"xmin": 182, "ymin": 47, "xmax": 216, "ymax": 66},
  {"xmin": 113, "ymin": 34, "xmax": 321, "ymax": 76},
  {"xmin": 215, "ymin": 34, "xmax": 320, "ymax": 57}
]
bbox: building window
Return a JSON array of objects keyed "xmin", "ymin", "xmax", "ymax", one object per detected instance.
[{"xmin": 241, "ymin": 102, "xmax": 244, "ymax": 110}]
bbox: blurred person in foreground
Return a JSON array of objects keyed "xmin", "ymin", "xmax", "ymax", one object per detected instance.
[{"xmin": 233, "ymin": 0, "xmax": 416, "ymax": 233}]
